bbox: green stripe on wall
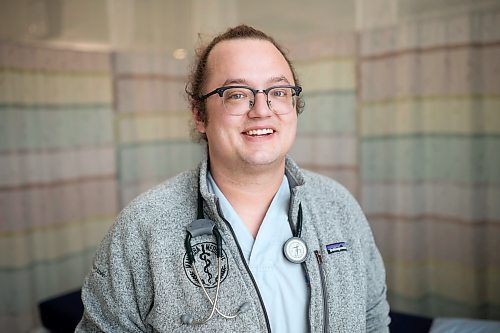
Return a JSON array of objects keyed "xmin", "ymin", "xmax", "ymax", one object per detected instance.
[
  {"xmin": 118, "ymin": 138, "xmax": 194, "ymax": 149},
  {"xmin": 298, "ymin": 91, "xmax": 356, "ymax": 135},
  {"xmin": 361, "ymin": 97, "xmax": 500, "ymax": 136},
  {"xmin": 361, "ymin": 135, "xmax": 500, "ymax": 184},
  {"xmin": 0, "ymin": 105, "xmax": 113, "ymax": 151},
  {"xmin": 0, "ymin": 246, "xmax": 95, "ymax": 313},
  {"xmin": 118, "ymin": 141, "xmax": 202, "ymax": 183}
]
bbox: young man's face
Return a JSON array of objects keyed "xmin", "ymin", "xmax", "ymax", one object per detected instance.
[{"xmin": 195, "ymin": 39, "xmax": 298, "ymax": 173}]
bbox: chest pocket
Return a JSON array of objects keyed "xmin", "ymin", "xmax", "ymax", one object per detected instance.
[
  {"xmin": 318, "ymin": 238, "xmax": 367, "ymax": 330},
  {"xmin": 321, "ymin": 238, "xmax": 366, "ymax": 289}
]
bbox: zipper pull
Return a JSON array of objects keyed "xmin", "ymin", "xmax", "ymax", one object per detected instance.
[{"xmin": 314, "ymin": 250, "xmax": 323, "ymax": 265}]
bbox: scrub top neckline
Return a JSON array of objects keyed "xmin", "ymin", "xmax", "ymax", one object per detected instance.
[{"xmin": 206, "ymin": 171, "xmax": 291, "ymax": 265}]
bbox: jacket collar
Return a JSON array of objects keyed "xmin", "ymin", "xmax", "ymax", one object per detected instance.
[{"xmin": 197, "ymin": 154, "xmax": 306, "ymax": 204}]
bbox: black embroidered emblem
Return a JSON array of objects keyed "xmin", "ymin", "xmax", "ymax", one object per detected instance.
[{"xmin": 183, "ymin": 242, "xmax": 229, "ymax": 288}]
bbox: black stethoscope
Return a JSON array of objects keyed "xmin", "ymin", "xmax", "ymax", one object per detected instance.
[{"xmin": 181, "ymin": 187, "xmax": 308, "ymax": 325}]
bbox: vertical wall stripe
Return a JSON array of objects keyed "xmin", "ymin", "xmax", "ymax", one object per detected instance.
[
  {"xmin": 360, "ymin": 8, "xmax": 500, "ymax": 320},
  {"xmin": 0, "ymin": 42, "xmax": 115, "ymax": 331}
]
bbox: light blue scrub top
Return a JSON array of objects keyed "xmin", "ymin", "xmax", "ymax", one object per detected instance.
[{"xmin": 207, "ymin": 172, "xmax": 308, "ymax": 333}]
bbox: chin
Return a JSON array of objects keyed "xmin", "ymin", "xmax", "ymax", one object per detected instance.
[{"xmin": 242, "ymin": 154, "xmax": 285, "ymax": 168}]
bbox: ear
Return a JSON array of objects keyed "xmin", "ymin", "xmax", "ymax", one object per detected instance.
[{"xmin": 192, "ymin": 108, "xmax": 206, "ymax": 133}]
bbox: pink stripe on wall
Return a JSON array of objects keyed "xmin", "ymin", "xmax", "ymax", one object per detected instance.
[
  {"xmin": 291, "ymin": 135, "xmax": 358, "ymax": 167},
  {"xmin": 360, "ymin": 46, "xmax": 500, "ymax": 101},
  {"xmin": 371, "ymin": 216, "xmax": 500, "ymax": 266},
  {"xmin": 362, "ymin": 181, "xmax": 500, "ymax": 222},
  {"xmin": 0, "ymin": 42, "xmax": 111, "ymax": 72},
  {"xmin": 0, "ymin": 177, "xmax": 118, "ymax": 233},
  {"xmin": 0, "ymin": 146, "xmax": 115, "ymax": 187}
]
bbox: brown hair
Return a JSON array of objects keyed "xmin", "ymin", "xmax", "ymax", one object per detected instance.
[{"xmin": 185, "ymin": 24, "xmax": 304, "ymax": 142}]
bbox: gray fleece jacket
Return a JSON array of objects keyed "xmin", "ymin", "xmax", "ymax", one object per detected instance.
[{"xmin": 76, "ymin": 157, "xmax": 390, "ymax": 332}]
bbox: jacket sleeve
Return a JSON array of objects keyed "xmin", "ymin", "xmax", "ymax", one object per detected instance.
[
  {"xmin": 359, "ymin": 211, "xmax": 391, "ymax": 333},
  {"xmin": 75, "ymin": 210, "xmax": 153, "ymax": 333}
]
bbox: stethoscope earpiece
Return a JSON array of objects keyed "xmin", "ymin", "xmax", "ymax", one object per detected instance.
[{"xmin": 182, "ymin": 191, "xmax": 250, "ymax": 325}]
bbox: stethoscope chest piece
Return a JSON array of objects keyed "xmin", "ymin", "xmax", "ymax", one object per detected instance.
[{"xmin": 283, "ymin": 237, "xmax": 308, "ymax": 264}]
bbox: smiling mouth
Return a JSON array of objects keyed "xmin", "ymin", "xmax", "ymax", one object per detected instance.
[{"xmin": 244, "ymin": 128, "xmax": 275, "ymax": 136}]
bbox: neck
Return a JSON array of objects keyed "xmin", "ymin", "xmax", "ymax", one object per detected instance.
[{"xmin": 209, "ymin": 158, "xmax": 286, "ymax": 238}]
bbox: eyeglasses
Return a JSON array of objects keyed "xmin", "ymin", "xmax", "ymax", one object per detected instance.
[{"xmin": 199, "ymin": 85, "xmax": 302, "ymax": 115}]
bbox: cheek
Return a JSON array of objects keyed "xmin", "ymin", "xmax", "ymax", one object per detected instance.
[
  {"xmin": 285, "ymin": 115, "xmax": 298, "ymax": 134},
  {"xmin": 204, "ymin": 116, "xmax": 231, "ymax": 142},
  {"xmin": 207, "ymin": 113, "xmax": 239, "ymax": 134}
]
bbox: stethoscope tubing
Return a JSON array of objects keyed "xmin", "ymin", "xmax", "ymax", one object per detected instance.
[{"xmin": 182, "ymin": 184, "xmax": 307, "ymax": 325}]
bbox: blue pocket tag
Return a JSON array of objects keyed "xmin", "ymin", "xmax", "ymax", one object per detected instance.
[{"xmin": 326, "ymin": 242, "xmax": 348, "ymax": 254}]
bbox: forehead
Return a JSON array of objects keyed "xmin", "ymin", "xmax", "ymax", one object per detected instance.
[{"xmin": 205, "ymin": 38, "xmax": 294, "ymax": 86}]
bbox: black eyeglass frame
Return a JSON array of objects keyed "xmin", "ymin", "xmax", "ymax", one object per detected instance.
[{"xmin": 198, "ymin": 85, "xmax": 302, "ymax": 102}]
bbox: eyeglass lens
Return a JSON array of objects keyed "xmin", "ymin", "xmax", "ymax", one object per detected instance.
[{"xmin": 222, "ymin": 87, "xmax": 297, "ymax": 115}]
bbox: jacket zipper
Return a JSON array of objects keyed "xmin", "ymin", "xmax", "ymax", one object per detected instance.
[
  {"xmin": 302, "ymin": 263, "xmax": 313, "ymax": 332},
  {"xmin": 214, "ymin": 200, "xmax": 272, "ymax": 332},
  {"xmin": 314, "ymin": 250, "xmax": 329, "ymax": 333}
]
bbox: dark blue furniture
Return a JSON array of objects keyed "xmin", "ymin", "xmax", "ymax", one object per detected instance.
[
  {"xmin": 39, "ymin": 289, "xmax": 83, "ymax": 333},
  {"xmin": 39, "ymin": 289, "xmax": 433, "ymax": 332}
]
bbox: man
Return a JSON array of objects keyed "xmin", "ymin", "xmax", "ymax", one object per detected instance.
[{"xmin": 76, "ymin": 25, "xmax": 390, "ymax": 332}]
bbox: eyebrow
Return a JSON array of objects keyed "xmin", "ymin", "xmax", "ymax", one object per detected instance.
[
  {"xmin": 222, "ymin": 76, "xmax": 291, "ymax": 87},
  {"xmin": 269, "ymin": 75, "xmax": 291, "ymax": 84},
  {"xmin": 222, "ymin": 78, "xmax": 248, "ymax": 86}
]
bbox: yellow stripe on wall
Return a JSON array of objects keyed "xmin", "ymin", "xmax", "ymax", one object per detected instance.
[
  {"xmin": 385, "ymin": 259, "xmax": 500, "ymax": 305},
  {"xmin": 362, "ymin": 181, "xmax": 500, "ymax": 221},
  {"xmin": 361, "ymin": 97, "xmax": 500, "ymax": 136},
  {"xmin": 117, "ymin": 111, "xmax": 191, "ymax": 144},
  {"xmin": 0, "ymin": 216, "xmax": 113, "ymax": 269},
  {"xmin": 0, "ymin": 71, "xmax": 112, "ymax": 104},
  {"xmin": 295, "ymin": 58, "xmax": 356, "ymax": 91}
]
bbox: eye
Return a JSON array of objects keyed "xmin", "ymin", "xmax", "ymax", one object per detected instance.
[
  {"xmin": 224, "ymin": 88, "xmax": 250, "ymax": 101},
  {"xmin": 270, "ymin": 88, "xmax": 290, "ymax": 98},
  {"xmin": 227, "ymin": 93, "xmax": 245, "ymax": 100}
]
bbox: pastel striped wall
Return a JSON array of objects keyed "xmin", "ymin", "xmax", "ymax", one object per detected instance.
[
  {"xmin": 0, "ymin": 46, "xmax": 200, "ymax": 330},
  {"xmin": 2, "ymin": 9, "xmax": 499, "ymax": 331},
  {"xmin": 359, "ymin": 8, "xmax": 500, "ymax": 319},
  {"xmin": 113, "ymin": 52, "xmax": 202, "ymax": 206},
  {"xmin": 0, "ymin": 43, "xmax": 116, "ymax": 331},
  {"xmin": 290, "ymin": 33, "xmax": 360, "ymax": 197}
]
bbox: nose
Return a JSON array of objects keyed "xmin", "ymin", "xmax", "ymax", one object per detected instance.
[{"xmin": 248, "ymin": 91, "xmax": 272, "ymax": 118}]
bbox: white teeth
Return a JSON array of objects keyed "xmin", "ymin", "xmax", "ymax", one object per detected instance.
[{"xmin": 246, "ymin": 128, "xmax": 274, "ymax": 136}]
